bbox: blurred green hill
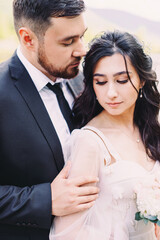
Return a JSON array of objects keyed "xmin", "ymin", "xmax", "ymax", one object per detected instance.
[
  {"xmin": 85, "ymin": 8, "xmax": 160, "ymax": 53},
  {"xmin": 0, "ymin": 0, "xmax": 160, "ymax": 70}
]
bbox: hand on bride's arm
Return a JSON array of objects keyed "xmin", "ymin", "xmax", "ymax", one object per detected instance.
[
  {"xmin": 51, "ymin": 160, "xmax": 99, "ymax": 216},
  {"xmin": 49, "ymin": 130, "xmax": 106, "ymax": 240}
]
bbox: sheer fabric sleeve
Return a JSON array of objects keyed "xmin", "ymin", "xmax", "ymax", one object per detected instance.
[{"xmin": 49, "ymin": 129, "xmax": 112, "ymax": 240}]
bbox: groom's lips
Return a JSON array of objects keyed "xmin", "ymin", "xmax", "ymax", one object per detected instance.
[{"xmin": 70, "ymin": 61, "xmax": 80, "ymax": 67}]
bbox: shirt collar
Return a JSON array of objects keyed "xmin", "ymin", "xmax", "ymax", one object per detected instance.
[{"xmin": 16, "ymin": 46, "xmax": 66, "ymax": 92}]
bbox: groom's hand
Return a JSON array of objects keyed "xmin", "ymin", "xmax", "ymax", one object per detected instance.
[{"xmin": 51, "ymin": 161, "xmax": 99, "ymax": 216}]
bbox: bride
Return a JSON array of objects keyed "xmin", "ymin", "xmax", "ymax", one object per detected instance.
[{"xmin": 49, "ymin": 30, "xmax": 160, "ymax": 239}]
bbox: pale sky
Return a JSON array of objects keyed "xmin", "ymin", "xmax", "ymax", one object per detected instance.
[{"xmin": 85, "ymin": 0, "xmax": 160, "ymax": 22}]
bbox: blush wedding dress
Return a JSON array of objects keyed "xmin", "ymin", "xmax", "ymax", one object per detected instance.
[{"xmin": 49, "ymin": 126, "xmax": 158, "ymax": 240}]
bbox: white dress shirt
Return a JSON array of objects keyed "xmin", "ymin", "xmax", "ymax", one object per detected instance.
[{"xmin": 17, "ymin": 47, "xmax": 74, "ymax": 161}]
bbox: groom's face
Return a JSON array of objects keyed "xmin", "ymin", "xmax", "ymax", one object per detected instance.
[{"xmin": 36, "ymin": 14, "xmax": 87, "ymax": 81}]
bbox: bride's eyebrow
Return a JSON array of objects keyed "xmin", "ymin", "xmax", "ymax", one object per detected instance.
[
  {"xmin": 113, "ymin": 71, "xmax": 131, "ymax": 77},
  {"xmin": 93, "ymin": 73, "xmax": 106, "ymax": 77},
  {"xmin": 93, "ymin": 71, "xmax": 131, "ymax": 78}
]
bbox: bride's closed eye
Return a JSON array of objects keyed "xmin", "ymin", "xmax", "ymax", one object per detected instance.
[
  {"xmin": 117, "ymin": 79, "xmax": 129, "ymax": 84},
  {"xmin": 95, "ymin": 81, "xmax": 107, "ymax": 85},
  {"xmin": 95, "ymin": 79, "xmax": 129, "ymax": 85}
]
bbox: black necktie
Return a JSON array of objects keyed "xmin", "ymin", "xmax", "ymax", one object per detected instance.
[{"xmin": 47, "ymin": 83, "xmax": 74, "ymax": 132}]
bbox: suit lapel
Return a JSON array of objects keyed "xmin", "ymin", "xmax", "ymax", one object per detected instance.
[{"xmin": 9, "ymin": 54, "xmax": 64, "ymax": 171}]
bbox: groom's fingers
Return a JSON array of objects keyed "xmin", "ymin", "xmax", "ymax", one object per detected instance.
[
  {"xmin": 76, "ymin": 184, "xmax": 99, "ymax": 196},
  {"xmin": 73, "ymin": 175, "xmax": 99, "ymax": 187},
  {"xmin": 76, "ymin": 200, "xmax": 96, "ymax": 212},
  {"xmin": 77, "ymin": 194, "xmax": 99, "ymax": 205},
  {"xmin": 51, "ymin": 179, "xmax": 99, "ymax": 216},
  {"xmin": 51, "ymin": 165, "xmax": 99, "ymax": 216}
]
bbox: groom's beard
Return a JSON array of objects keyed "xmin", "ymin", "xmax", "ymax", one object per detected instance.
[{"xmin": 37, "ymin": 45, "xmax": 80, "ymax": 79}]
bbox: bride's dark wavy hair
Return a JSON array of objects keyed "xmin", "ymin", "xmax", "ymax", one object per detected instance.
[{"xmin": 73, "ymin": 30, "xmax": 160, "ymax": 161}]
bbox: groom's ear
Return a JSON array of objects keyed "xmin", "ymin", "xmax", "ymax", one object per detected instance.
[{"xmin": 18, "ymin": 27, "xmax": 38, "ymax": 51}]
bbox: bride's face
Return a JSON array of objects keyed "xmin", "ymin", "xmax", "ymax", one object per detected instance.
[{"xmin": 93, "ymin": 53, "xmax": 142, "ymax": 117}]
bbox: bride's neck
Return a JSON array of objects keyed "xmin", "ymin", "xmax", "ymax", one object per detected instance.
[{"xmin": 100, "ymin": 110, "xmax": 135, "ymax": 132}]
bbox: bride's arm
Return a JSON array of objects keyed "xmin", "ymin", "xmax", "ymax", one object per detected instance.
[{"xmin": 51, "ymin": 130, "xmax": 103, "ymax": 239}]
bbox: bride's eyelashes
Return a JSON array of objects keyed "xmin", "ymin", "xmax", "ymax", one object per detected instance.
[
  {"xmin": 117, "ymin": 79, "xmax": 129, "ymax": 84},
  {"xmin": 95, "ymin": 79, "xmax": 129, "ymax": 85},
  {"xmin": 95, "ymin": 81, "xmax": 107, "ymax": 85}
]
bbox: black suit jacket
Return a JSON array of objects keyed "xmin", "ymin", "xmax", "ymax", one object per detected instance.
[{"xmin": 0, "ymin": 53, "xmax": 84, "ymax": 240}]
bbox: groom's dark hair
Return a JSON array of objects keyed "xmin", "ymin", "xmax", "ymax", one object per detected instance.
[{"xmin": 13, "ymin": 0, "xmax": 85, "ymax": 38}]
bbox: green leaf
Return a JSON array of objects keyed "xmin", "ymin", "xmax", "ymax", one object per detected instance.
[
  {"xmin": 147, "ymin": 215, "xmax": 157, "ymax": 221},
  {"xmin": 135, "ymin": 212, "xmax": 143, "ymax": 221},
  {"xmin": 156, "ymin": 220, "xmax": 160, "ymax": 226},
  {"xmin": 143, "ymin": 218, "xmax": 149, "ymax": 225}
]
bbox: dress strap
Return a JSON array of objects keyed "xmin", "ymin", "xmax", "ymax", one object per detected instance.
[
  {"xmin": 83, "ymin": 127, "xmax": 111, "ymax": 166},
  {"xmin": 82, "ymin": 126, "xmax": 122, "ymax": 165}
]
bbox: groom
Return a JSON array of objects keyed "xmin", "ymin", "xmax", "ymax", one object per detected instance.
[{"xmin": 0, "ymin": 0, "xmax": 99, "ymax": 239}]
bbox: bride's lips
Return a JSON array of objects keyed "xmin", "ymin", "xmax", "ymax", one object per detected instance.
[{"xmin": 106, "ymin": 102, "xmax": 123, "ymax": 107}]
